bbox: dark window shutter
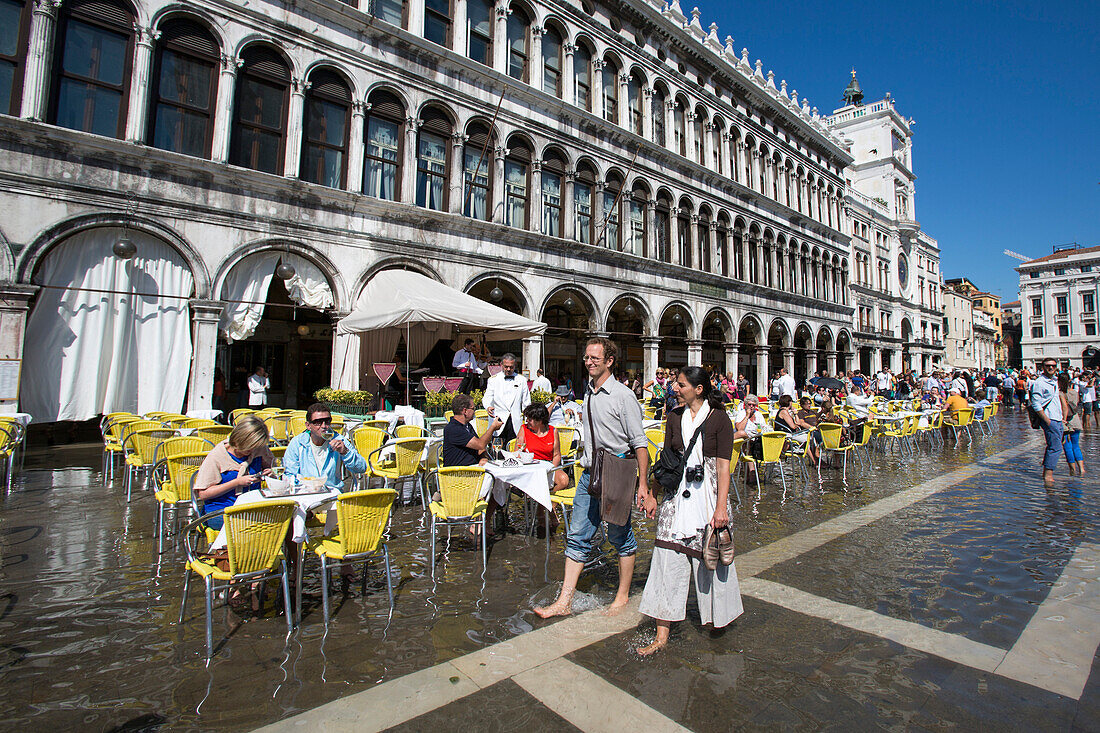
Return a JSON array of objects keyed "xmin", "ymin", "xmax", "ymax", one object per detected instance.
[
  {"xmin": 159, "ymin": 19, "xmax": 218, "ymax": 58},
  {"xmin": 309, "ymin": 70, "xmax": 350, "ymax": 102},
  {"xmin": 69, "ymin": 0, "xmax": 133, "ymax": 28},
  {"xmin": 419, "ymin": 107, "xmax": 451, "ymax": 135},
  {"xmin": 242, "ymin": 46, "xmax": 290, "ymax": 82},
  {"xmin": 466, "ymin": 123, "xmax": 491, "ymax": 151},
  {"xmin": 368, "ymin": 90, "xmax": 404, "ymax": 120}
]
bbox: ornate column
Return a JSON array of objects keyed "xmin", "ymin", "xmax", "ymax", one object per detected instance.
[
  {"xmin": 529, "ymin": 159, "xmax": 543, "ymax": 233},
  {"xmin": 803, "ymin": 350, "xmax": 815, "ymax": 383},
  {"xmin": 682, "ymin": 210, "xmax": 695, "ymax": 267},
  {"xmin": 668, "ymin": 207, "xmax": 681, "ymax": 266},
  {"xmin": 491, "ymin": 145, "xmax": 507, "ymax": 223},
  {"xmin": 283, "ymin": 76, "xmax": 309, "ymax": 178},
  {"xmin": 187, "ymin": 300, "xmax": 225, "ymax": 413},
  {"xmin": 0, "ymin": 285, "xmax": 37, "ymax": 414},
  {"xmin": 19, "ymin": 0, "xmax": 61, "ymax": 120},
  {"xmin": 641, "ymin": 86, "xmax": 654, "ymax": 139},
  {"xmin": 782, "ymin": 347, "xmax": 795, "ymax": 375},
  {"xmin": 664, "ymin": 98, "xmax": 676, "ymax": 153},
  {"xmin": 346, "ymin": 101, "xmax": 366, "ymax": 194},
  {"xmin": 402, "ymin": 115, "xmax": 421, "ymax": 204},
  {"xmin": 723, "ymin": 342, "xmax": 739, "ymax": 377},
  {"xmin": 530, "ymin": 26, "xmax": 543, "ymax": 87},
  {"xmin": 755, "ymin": 345, "xmax": 770, "ymax": 396},
  {"xmin": 590, "ymin": 59, "xmax": 604, "ymax": 118},
  {"xmin": 642, "ymin": 337, "xmax": 661, "ymax": 381},
  {"xmin": 740, "ymin": 233, "xmax": 749, "ymax": 282},
  {"xmin": 492, "ymin": 2, "xmax": 509, "ymax": 74},
  {"xmin": 767, "ymin": 244, "xmax": 778, "ymax": 289},
  {"xmin": 448, "ymin": 131, "xmax": 467, "ymax": 214},
  {"xmin": 452, "ymin": 0, "xmax": 468, "ymax": 55},
  {"xmin": 644, "ymin": 199, "xmax": 656, "ymax": 260},
  {"xmin": 592, "ymin": 180, "xmax": 606, "ymax": 246},
  {"xmin": 684, "ymin": 110, "xmax": 697, "ymax": 163},
  {"xmin": 686, "ymin": 339, "xmax": 704, "ymax": 366},
  {"xmin": 124, "ymin": 25, "xmax": 160, "ymax": 142},
  {"xmin": 708, "ymin": 220, "xmax": 719, "ymax": 275},
  {"xmin": 871, "ymin": 346, "xmax": 882, "ymax": 372},
  {"xmin": 701, "ymin": 122, "xmax": 714, "ymax": 169},
  {"xmin": 522, "ymin": 336, "xmax": 542, "ymax": 375},
  {"xmin": 562, "ymin": 169, "xmax": 576, "ymax": 240},
  {"xmin": 562, "ymin": 43, "xmax": 575, "ymax": 105},
  {"xmin": 720, "ymin": 132, "xmax": 732, "ymax": 178},
  {"xmin": 618, "ymin": 72, "xmax": 629, "ymax": 128},
  {"xmin": 689, "ymin": 214, "xmax": 701, "ymax": 268},
  {"xmin": 754, "ymin": 236, "xmax": 764, "ymax": 285},
  {"xmin": 211, "ymin": 54, "xmax": 241, "ymax": 163},
  {"xmin": 825, "ymin": 350, "xmax": 838, "ymax": 376}
]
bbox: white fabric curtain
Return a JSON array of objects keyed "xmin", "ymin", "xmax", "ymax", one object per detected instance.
[
  {"xmin": 22, "ymin": 228, "xmax": 194, "ymax": 422},
  {"xmin": 219, "ymin": 252, "xmax": 279, "ymax": 342},
  {"xmin": 331, "ymin": 332, "xmax": 361, "ymax": 390},
  {"xmin": 219, "ymin": 252, "xmax": 335, "ymax": 342}
]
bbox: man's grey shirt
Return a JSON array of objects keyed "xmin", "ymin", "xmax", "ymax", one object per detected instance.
[{"xmin": 579, "ymin": 375, "xmax": 647, "ymax": 468}]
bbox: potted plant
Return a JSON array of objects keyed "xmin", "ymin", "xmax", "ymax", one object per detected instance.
[{"xmin": 314, "ymin": 387, "xmax": 375, "ymax": 416}]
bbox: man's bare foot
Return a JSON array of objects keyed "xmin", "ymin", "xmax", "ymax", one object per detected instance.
[
  {"xmin": 604, "ymin": 597, "xmax": 629, "ymax": 616},
  {"xmin": 636, "ymin": 639, "xmax": 666, "ymax": 656},
  {"xmin": 534, "ymin": 597, "xmax": 573, "ymax": 618}
]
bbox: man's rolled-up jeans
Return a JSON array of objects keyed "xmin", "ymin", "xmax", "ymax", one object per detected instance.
[
  {"xmin": 1042, "ymin": 419, "xmax": 1064, "ymax": 471},
  {"xmin": 565, "ymin": 466, "xmax": 637, "ymax": 563}
]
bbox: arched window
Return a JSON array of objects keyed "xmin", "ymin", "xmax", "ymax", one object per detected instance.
[
  {"xmin": 757, "ymin": 146, "xmax": 766, "ymax": 192},
  {"xmin": 627, "ymin": 71, "xmax": 643, "ymax": 135},
  {"xmin": 424, "ymin": 0, "xmax": 451, "ymax": 46},
  {"xmin": 626, "ymin": 183, "xmax": 646, "ymax": 256},
  {"xmin": 541, "ymin": 148, "xmax": 565, "ymax": 237},
  {"xmin": 300, "ymin": 69, "xmax": 350, "ymax": 188},
  {"xmin": 677, "ymin": 205, "xmax": 691, "ymax": 267},
  {"xmin": 363, "ymin": 89, "xmax": 403, "ymax": 200},
  {"xmin": 574, "ymin": 163, "xmax": 595, "ymax": 244},
  {"xmin": 743, "ymin": 136, "xmax": 754, "ymax": 187},
  {"xmin": 728, "ymin": 130, "xmax": 740, "ymax": 183},
  {"xmin": 371, "ymin": 0, "xmax": 404, "ymax": 26},
  {"xmin": 416, "ymin": 106, "xmax": 450, "ymax": 210},
  {"xmin": 1, "ymin": 0, "xmax": 31, "ymax": 115},
  {"xmin": 229, "ymin": 45, "xmax": 289, "ymax": 174},
  {"xmin": 50, "ymin": 0, "xmax": 134, "ymax": 138},
  {"xmin": 467, "ymin": 0, "xmax": 492, "ymax": 66},
  {"xmin": 655, "ymin": 193, "xmax": 671, "ymax": 263},
  {"xmin": 601, "ymin": 56, "xmax": 618, "ymax": 124},
  {"xmin": 147, "ymin": 18, "xmax": 218, "ymax": 158},
  {"xmin": 651, "ymin": 85, "xmax": 666, "ymax": 147},
  {"xmin": 693, "ymin": 107, "xmax": 704, "ymax": 163},
  {"xmin": 463, "ymin": 121, "xmax": 492, "ymax": 219},
  {"xmin": 506, "ymin": 6, "xmax": 529, "ymax": 82},
  {"xmin": 771, "ymin": 154, "xmax": 781, "ymax": 200},
  {"xmin": 573, "ymin": 43, "xmax": 591, "ymax": 112},
  {"xmin": 673, "ymin": 98, "xmax": 686, "ymax": 157},
  {"xmin": 504, "ymin": 137, "xmax": 531, "ymax": 228},
  {"xmin": 732, "ymin": 224, "xmax": 744, "ymax": 280},
  {"xmin": 542, "ymin": 25, "xmax": 562, "ymax": 97},
  {"xmin": 601, "ymin": 175, "xmax": 621, "ymax": 249}
]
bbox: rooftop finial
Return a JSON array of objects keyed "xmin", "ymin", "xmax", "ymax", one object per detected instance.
[{"xmin": 842, "ymin": 68, "xmax": 864, "ymax": 107}]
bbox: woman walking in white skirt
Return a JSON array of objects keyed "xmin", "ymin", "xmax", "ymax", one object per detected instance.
[{"xmin": 638, "ymin": 366, "xmax": 743, "ymax": 655}]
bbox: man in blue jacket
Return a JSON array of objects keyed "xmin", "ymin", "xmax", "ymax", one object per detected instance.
[{"xmin": 284, "ymin": 403, "xmax": 367, "ymax": 489}]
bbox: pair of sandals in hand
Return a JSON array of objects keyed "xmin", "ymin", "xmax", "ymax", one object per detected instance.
[{"xmin": 701, "ymin": 525, "xmax": 735, "ymax": 571}]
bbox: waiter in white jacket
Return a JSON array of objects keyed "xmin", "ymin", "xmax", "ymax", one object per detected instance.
[{"xmin": 482, "ymin": 353, "xmax": 530, "ymax": 447}]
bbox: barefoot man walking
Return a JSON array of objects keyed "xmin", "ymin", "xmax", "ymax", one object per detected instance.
[{"xmin": 535, "ymin": 337, "xmax": 656, "ymax": 618}]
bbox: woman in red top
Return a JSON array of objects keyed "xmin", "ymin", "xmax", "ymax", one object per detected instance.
[{"xmin": 514, "ymin": 402, "xmax": 570, "ymax": 498}]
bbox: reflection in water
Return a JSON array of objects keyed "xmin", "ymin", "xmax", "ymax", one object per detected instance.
[{"xmin": 0, "ymin": 419, "xmax": 1094, "ymax": 730}]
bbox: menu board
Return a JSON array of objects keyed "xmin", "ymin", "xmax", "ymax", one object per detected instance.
[{"xmin": 0, "ymin": 360, "xmax": 20, "ymax": 401}]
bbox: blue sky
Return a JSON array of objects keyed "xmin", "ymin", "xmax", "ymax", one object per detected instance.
[{"xmin": 688, "ymin": 0, "xmax": 1099, "ymax": 303}]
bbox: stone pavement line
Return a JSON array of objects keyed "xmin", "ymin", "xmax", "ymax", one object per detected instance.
[
  {"xmin": 513, "ymin": 657, "xmax": 690, "ymax": 732},
  {"xmin": 254, "ymin": 437, "xmax": 1041, "ymax": 732},
  {"xmin": 994, "ymin": 542, "xmax": 1100, "ymax": 699}
]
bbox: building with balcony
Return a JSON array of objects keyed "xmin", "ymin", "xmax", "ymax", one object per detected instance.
[
  {"xmin": 942, "ymin": 284, "xmax": 975, "ymax": 369},
  {"xmin": 825, "ymin": 72, "xmax": 944, "ymax": 376},
  {"xmin": 0, "ymin": 0, "xmax": 870, "ymax": 421},
  {"xmin": 1016, "ymin": 244, "xmax": 1100, "ymax": 369}
]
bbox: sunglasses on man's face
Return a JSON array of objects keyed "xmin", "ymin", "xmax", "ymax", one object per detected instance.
[{"xmin": 311, "ymin": 418, "xmax": 333, "ymax": 425}]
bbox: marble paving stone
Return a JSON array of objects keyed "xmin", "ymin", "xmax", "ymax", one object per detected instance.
[{"xmin": 382, "ymin": 679, "xmax": 582, "ymax": 733}]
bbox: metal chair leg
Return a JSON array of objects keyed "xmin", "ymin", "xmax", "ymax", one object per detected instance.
[
  {"xmin": 383, "ymin": 545, "xmax": 394, "ymax": 617},
  {"xmin": 282, "ymin": 564, "xmax": 294, "ymax": 635},
  {"xmin": 179, "ymin": 570, "xmax": 191, "ymax": 624},
  {"xmin": 481, "ymin": 514, "xmax": 488, "ymax": 570},
  {"xmin": 204, "ymin": 576, "xmax": 214, "ymax": 659},
  {"xmin": 321, "ymin": 555, "xmax": 330, "ymax": 627},
  {"xmin": 430, "ymin": 519, "xmax": 436, "ymax": 578}
]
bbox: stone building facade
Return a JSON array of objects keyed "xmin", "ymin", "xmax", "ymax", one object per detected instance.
[
  {"xmin": 0, "ymin": 0, "xmax": 943, "ymax": 419},
  {"xmin": 1016, "ymin": 245, "xmax": 1100, "ymax": 370}
]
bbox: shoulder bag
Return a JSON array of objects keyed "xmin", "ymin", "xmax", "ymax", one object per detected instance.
[
  {"xmin": 586, "ymin": 392, "xmax": 640, "ymax": 526},
  {"xmin": 652, "ymin": 415, "xmax": 706, "ymax": 495}
]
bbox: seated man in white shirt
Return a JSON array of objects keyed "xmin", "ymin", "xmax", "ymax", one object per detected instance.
[{"xmin": 845, "ymin": 385, "xmax": 875, "ymax": 418}]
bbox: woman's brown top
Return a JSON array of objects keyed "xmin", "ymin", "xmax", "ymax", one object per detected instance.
[{"xmin": 664, "ymin": 405, "xmax": 735, "ymax": 458}]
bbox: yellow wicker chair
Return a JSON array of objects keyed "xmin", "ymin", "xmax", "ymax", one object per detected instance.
[
  {"xmin": 0, "ymin": 424, "xmax": 20, "ymax": 492},
  {"xmin": 945, "ymin": 407, "xmax": 975, "ymax": 446},
  {"xmin": 308, "ymin": 488, "xmax": 397, "ymax": 626},
  {"xmin": 122, "ymin": 427, "xmax": 176, "ymax": 501},
  {"xmin": 644, "ymin": 427, "xmax": 665, "ymax": 465},
  {"xmin": 101, "ymin": 414, "xmax": 140, "ymax": 484},
  {"xmin": 395, "ymin": 424, "xmax": 429, "ymax": 439},
  {"xmin": 358, "ymin": 418, "xmax": 392, "ymax": 432},
  {"xmin": 555, "ymin": 426, "xmax": 579, "ymax": 459},
  {"xmin": 179, "ymin": 499, "xmax": 296, "ymax": 658},
  {"xmin": 229, "ymin": 409, "xmax": 256, "ymax": 425},
  {"xmin": 740, "ymin": 431, "xmax": 790, "ymax": 495},
  {"xmin": 288, "ymin": 415, "xmax": 309, "ymax": 438},
  {"xmin": 366, "ymin": 438, "xmax": 427, "ymax": 503},
  {"xmin": 817, "ymin": 423, "xmax": 853, "ymax": 486},
  {"xmin": 196, "ymin": 425, "xmax": 233, "ymax": 444},
  {"xmin": 428, "ymin": 467, "xmax": 489, "ymax": 575},
  {"xmin": 269, "ymin": 446, "xmax": 287, "ymax": 467},
  {"xmin": 352, "ymin": 427, "xmax": 390, "ymax": 486},
  {"xmin": 153, "ymin": 452, "xmax": 207, "ymax": 554},
  {"xmin": 179, "ymin": 418, "xmax": 218, "ymax": 432}
]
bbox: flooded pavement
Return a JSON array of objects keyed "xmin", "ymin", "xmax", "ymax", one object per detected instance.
[{"xmin": 1, "ymin": 413, "xmax": 1097, "ymax": 731}]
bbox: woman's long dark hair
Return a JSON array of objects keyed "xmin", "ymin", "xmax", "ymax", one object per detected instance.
[{"xmin": 679, "ymin": 366, "xmax": 726, "ymax": 410}]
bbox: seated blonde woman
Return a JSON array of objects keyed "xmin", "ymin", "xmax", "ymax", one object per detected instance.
[{"xmin": 194, "ymin": 415, "xmax": 274, "ymax": 530}]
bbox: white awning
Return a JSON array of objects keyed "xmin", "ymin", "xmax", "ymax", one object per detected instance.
[{"xmin": 337, "ymin": 270, "xmax": 545, "ymax": 340}]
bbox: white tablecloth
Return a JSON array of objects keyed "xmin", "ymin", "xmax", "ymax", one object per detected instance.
[
  {"xmin": 1, "ymin": 412, "xmax": 32, "ymax": 426},
  {"xmin": 374, "ymin": 406, "xmax": 426, "ymax": 432},
  {"xmin": 210, "ymin": 487, "xmax": 339, "ymax": 549},
  {"xmin": 186, "ymin": 409, "xmax": 223, "ymax": 421},
  {"xmin": 484, "ymin": 460, "xmax": 554, "ymax": 510}
]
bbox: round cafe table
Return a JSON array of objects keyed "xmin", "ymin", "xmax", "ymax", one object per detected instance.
[{"xmin": 483, "ymin": 459, "xmax": 554, "ymax": 510}]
